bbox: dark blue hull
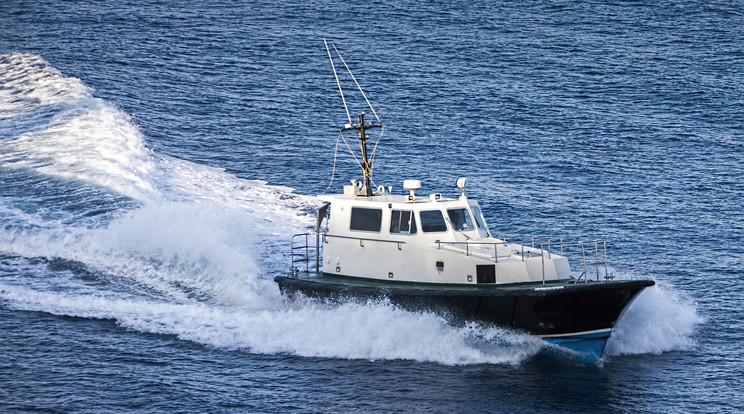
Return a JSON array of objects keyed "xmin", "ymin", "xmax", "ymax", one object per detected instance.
[{"xmin": 275, "ymin": 273, "xmax": 653, "ymax": 362}]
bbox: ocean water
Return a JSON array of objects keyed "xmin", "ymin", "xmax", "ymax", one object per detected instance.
[{"xmin": 1, "ymin": 0, "xmax": 742, "ymax": 412}]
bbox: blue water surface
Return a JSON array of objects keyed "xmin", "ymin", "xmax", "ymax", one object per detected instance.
[{"xmin": 1, "ymin": 0, "xmax": 742, "ymax": 412}]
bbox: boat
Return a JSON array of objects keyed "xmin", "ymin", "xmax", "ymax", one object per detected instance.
[{"xmin": 274, "ymin": 41, "xmax": 654, "ymax": 363}]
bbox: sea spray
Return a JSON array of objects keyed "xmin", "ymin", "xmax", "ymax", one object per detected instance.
[
  {"xmin": 606, "ymin": 282, "xmax": 703, "ymax": 356},
  {"xmin": 0, "ymin": 284, "xmax": 544, "ymax": 365}
]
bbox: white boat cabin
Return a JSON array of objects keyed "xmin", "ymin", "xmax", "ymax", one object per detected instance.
[{"xmin": 318, "ymin": 180, "xmax": 571, "ymax": 285}]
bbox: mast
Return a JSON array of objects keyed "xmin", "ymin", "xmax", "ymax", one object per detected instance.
[
  {"xmin": 341, "ymin": 111, "xmax": 381, "ymax": 196},
  {"xmin": 324, "ymin": 39, "xmax": 383, "ymax": 197}
]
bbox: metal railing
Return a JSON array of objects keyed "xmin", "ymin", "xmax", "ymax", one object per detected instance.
[
  {"xmin": 290, "ymin": 233, "xmax": 322, "ymax": 275},
  {"xmin": 290, "ymin": 233, "xmax": 408, "ymax": 275},
  {"xmin": 323, "ymin": 234, "xmax": 407, "ymax": 250},
  {"xmin": 539, "ymin": 239, "xmax": 611, "ymax": 284},
  {"xmin": 500, "ymin": 235, "xmax": 565, "ymax": 256},
  {"xmin": 437, "ymin": 238, "xmax": 612, "ymax": 285},
  {"xmin": 292, "ymin": 231, "xmax": 612, "ymax": 286},
  {"xmin": 436, "ymin": 240, "xmax": 511, "ymax": 263}
]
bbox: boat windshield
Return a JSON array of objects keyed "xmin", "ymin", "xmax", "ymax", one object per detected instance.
[
  {"xmin": 470, "ymin": 205, "xmax": 490, "ymax": 234},
  {"xmin": 447, "ymin": 208, "xmax": 474, "ymax": 231}
]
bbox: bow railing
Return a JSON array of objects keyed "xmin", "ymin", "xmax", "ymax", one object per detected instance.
[{"xmin": 436, "ymin": 238, "xmax": 612, "ymax": 285}]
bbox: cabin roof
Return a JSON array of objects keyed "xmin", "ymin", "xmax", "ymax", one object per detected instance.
[{"xmin": 318, "ymin": 193, "xmax": 464, "ymax": 205}]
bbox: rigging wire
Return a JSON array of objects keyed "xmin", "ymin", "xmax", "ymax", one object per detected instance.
[
  {"xmin": 369, "ymin": 127, "xmax": 384, "ymax": 172},
  {"xmin": 330, "ymin": 42, "xmax": 381, "ymax": 124},
  {"xmin": 322, "ymin": 131, "xmax": 387, "ymax": 197},
  {"xmin": 324, "ymin": 38, "xmax": 352, "ymax": 125},
  {"xmin": 320, "ymin": 133, "xmax": 342, "ymax": 195},
  {"xmin": 338, "ymin": 131, "xmax": 363, "ymax": 168}
]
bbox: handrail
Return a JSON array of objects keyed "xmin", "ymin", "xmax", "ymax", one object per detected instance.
[
  {"xmin": 500, "ymin": 235, "xmax": 556, "ymax": 249},
  {"xmin": 323, "ymin": 234, "xmax": 407, "ymax": 250},
  {"xmin": 437, "ymin": 238, "xmax": 612, "ymax": 285},
  {"xmin": 436, "ymin": 240, "xmax": 510, "ymax": 263},
  {"xmin": 536, "ymin": 239, "xmax": 611, "ymax": 284},
  {"xmin": 291, "ymin": 231, "xmax": 612, "ymax": 285},
  {"xmin": 290, "ymin": 232, "xmax": 409, "ymax": 275},
  {"xmin": 436, "ymin": 240, "xmax": 543, "ymax": 262},
  {"xmin": 290, "ymin": 233, "xmax": 323, "ymax": 275},
  {"xmin": 322, "ymin": 234, "xmax": 408, "ymax": 245}
]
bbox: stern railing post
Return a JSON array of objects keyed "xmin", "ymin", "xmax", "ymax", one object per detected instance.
[
  {"xmin": 305, "ymin": 234, "xmax": 309, "ymax": 272},
  {"xmin": 581, "ymin": 241, "xmax": 587, "ymax": 283},
  {"xmin": 604, "ymin": 241, "xmax": 609, "ymax": 280},
  {"xmin": 594, "ymin": 240, "xmax": 600, "ymax": 282},
  {"xmin": 315, "ymin": 232, "xmax": 320, "ymax": 272},
  {"xmin": 541, "ymin": 243, "xmax": 545, "ymax": 285}
]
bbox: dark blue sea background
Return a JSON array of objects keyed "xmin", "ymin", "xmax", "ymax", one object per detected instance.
[{"xmin": 1, "ymin": 0, "xmax": 742, "ymax": 412}]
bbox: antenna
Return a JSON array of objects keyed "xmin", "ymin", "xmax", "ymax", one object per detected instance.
[{"xmin": 324, "ymin": 40, "xmax": 383, "ymax": 197}]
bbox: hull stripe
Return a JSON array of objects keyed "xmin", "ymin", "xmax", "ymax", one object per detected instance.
[{"xmin": 539, "ymin": 328, "xmax": 612, "ymax": 339}]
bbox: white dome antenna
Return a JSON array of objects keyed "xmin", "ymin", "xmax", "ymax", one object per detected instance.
[
  {"xmin": 403, "ymin": 179, "xmax": 421, "ymax": 202},
  {"xmin": 456, "ymin": 177, "xmax": 467, "ymax": 199}
]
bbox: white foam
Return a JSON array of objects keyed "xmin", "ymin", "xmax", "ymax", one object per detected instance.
[
  {"xmin": 0, "ymin": 53, "xmax": 90, "ymax": 113},
  {"xmin": 0, "ymin": 284, "xmax": 543, "ymax": 365},
  {"xmin": 1, "ymin": 54, "xmax": 157, "ymax": 200},
  {"xmin": 0, "ymin": 200, "xmax": 544, "ymax": 365},
  {"xmin": 606, "ymin": 281, "xmax": 703, "ymax": 356},
  {"xmin": 0, "ymin": 53, "xmax": 311, "ymax": 302}
]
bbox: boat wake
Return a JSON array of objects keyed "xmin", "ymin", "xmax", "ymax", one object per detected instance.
[{"xmin": 0, "ymin": 53, "xmax": 700, "ymax": 365}]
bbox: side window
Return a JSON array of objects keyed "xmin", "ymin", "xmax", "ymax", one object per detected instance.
[
  {"xmin": 350, "ymin": 207, "xmax": 382, "ymax": 232},
  {"xmin": 447, "ymin": 208, "xmax": 474, "ymax": 231},
  {"xmin": 419, "ymin": 210, "xmax": 448, "ymax": 233},
  {"xmin": 390, "ymin": 210, "xmax": 417, "ymax": 234}
]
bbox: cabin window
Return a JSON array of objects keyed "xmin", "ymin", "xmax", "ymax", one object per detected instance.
[
  {"xmin": 350, "ymin": 207, "xmax": 382, "ymax": 232},
  {"xmin": 419, "ymin": 210, "xmax": 448, "ymax": 233},
  {"xmin": 447, "ymin": 208, "xmax": 474, "ymax": 231},
  {"xmin": 390, "ymin": 210, "xmax": 417, "ymax": 234}
]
